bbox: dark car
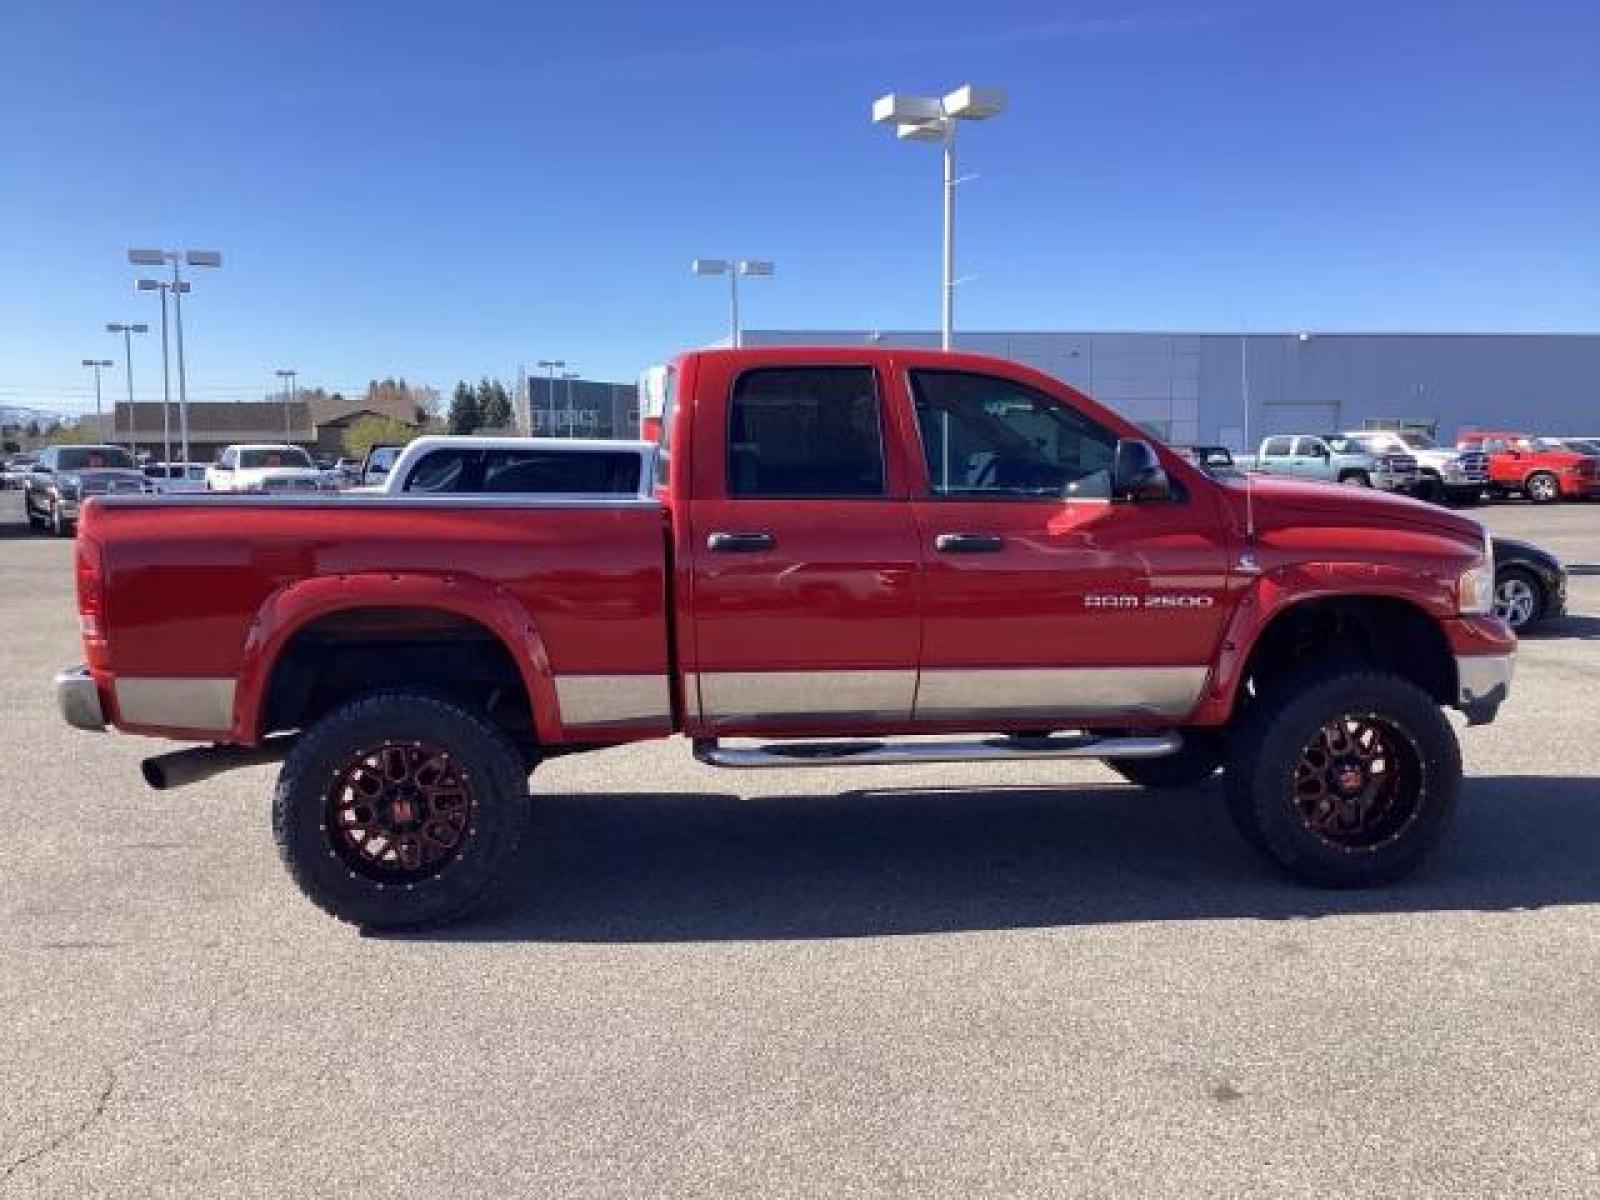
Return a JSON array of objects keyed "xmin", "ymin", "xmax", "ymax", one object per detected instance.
[
  {"xmin": 1492, "ymin": 536, "xmax": 1566, "ymax": 632},
  {"xmin": 23, "ymin": 444, "xmax": 150, "ymax": 536}
]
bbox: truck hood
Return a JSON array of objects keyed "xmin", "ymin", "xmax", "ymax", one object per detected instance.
[{"xmin": 1218, "ymin": 474, "xmax": 1483, "ymax": 544}]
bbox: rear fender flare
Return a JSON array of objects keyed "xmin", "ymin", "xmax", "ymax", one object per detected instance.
[{"xmin": 234, "ymin": 573, "xmax": 558, "ymax": 743}]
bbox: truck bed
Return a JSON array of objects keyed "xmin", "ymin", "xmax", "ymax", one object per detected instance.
[{"xmin": 78, "ymin": 493, "xmax": 671, "ymax": 743}]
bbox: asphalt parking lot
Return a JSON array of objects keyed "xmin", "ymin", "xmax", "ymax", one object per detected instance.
[{"xmin": 2, "ymin": 491, "xmax": 1597, "ymax": 1198}]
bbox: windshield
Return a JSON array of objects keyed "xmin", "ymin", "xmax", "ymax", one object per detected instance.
[
  {"xmin": 57, "ymin": 446, "xmax": 135, "ymax": 470},
  {"xmin": 239, "ymin": 447, "xmax": 313, "ymax": 469},
  {"xmin": 1324, "ymin": 435, "xmax": 1375, "ymax": 454},
  {"xmin": 1397, "ymin": 432, "xmax": 1438, "ymax": 450}
]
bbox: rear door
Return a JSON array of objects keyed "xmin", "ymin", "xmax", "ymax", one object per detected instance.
[
  {"xmin": 905, "ymin": 367, "xmax": 1233, "ymax": 725},
  {"xmin": 684, "ymin": 360, "xmax": 922, "ymax": 732}
]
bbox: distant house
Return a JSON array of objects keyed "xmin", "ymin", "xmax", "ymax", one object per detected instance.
[
  {"xmin": 106, "ymin": 395, "xmax": 422, "ymax": 462},
  {"xmin": 111, "ymin": 400, "xmax": 313, "ymax": 463},
  {"xmin": 306, "ymin": 393, "xmax": 421, "ymax": 456}
]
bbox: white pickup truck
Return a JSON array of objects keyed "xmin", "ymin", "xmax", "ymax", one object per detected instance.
[
  {"xmin": 1252, "ymin": 434, "xmax": 1421, "ymax": 492},
  {"xmin": 206, "ymin": 444, "xmax": 335, "ymax": 494}
]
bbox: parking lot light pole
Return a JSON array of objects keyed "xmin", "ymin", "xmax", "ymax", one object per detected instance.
[
  {"xmin": 134, "ymin": 279, "xmax": 174, "ymax": 464},
  {"xmin": 536, "ymin": 359, "xmax": 565, "ymax": 436},
  {"xmin": 105, "ymin": 323, "xmax": 148, "ymax": 455},
  {"xmin": 691, "ymin": 259, "xmax": 774, "ymax": 348},
  {"xmin": 871, "ymin": 85, "xmax": 1007, "ymax": 351},
  {"xmin": 561, "ymin": 370, "xmax": 580, "ymax": 438},
  {"xmin": 275, "ymin": 369, "xmax": 298, "ymax": 442},
  {"xmin": 128, "ymin": 248, "xmax": 222, "ymax": 465},
  {"xmin": 80, "ymin": 359, "xmax": 114, "ymax": 436}
]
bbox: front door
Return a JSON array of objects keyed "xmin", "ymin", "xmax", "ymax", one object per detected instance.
[
  {"xmin": 904, "ymin": 367, "xmax": 1234, "ymax": 726},
  {"xmin": 685, "ymin": 361, "xmax": 922, "ymax": 733}
]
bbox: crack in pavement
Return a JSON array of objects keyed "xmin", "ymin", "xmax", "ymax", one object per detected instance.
[
  {"xmin": 0, "ymin": 1069, "xmax": 116, "ymax": 1191},
  {"xmin": 0, "ymin": 981, "xmax": 252, "ymax": 1191}
]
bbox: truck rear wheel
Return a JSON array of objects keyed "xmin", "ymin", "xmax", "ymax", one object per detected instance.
[
  {"xmin": 272, "ymin": 691, "xmax": 530, "ymax": 929},
  {"xmin": 1224, "ymin": 669, "xmax": 1459, "ymax": 886}
]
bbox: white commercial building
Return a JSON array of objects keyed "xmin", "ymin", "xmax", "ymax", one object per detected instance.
[{"xmin": 740, "ymin": 330, "xmax": 1600, "ymax": 448}]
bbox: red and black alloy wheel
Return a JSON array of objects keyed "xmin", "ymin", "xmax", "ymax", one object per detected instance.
[{"xmin": 325, "ymin": 741, "xmax": 476, "ymax": 884}]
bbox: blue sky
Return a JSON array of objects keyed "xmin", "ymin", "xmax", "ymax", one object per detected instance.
[{"xmin": 3, "ymin": 0, "xmax": 1595, "ymax": 414}]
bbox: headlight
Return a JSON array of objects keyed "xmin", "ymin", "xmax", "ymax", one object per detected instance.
[{"xmin": 1457, "ymin": 526, "xmax": 1495, "ymax": 615}]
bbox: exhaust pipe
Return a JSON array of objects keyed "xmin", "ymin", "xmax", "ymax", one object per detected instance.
[{"xmin": 141, "ymin": 736, "xmax": 297, "ymax": 791}]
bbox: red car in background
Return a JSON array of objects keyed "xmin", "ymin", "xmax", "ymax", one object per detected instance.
[{"xmin": 1455, "ymin": 430, "xmax": 1600, "ymax": 503}]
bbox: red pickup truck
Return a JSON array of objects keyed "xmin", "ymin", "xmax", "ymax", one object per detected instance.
[
  {"xmin": 57, "ymin": 347, "xmax": 1515, "ymax": 928},
  {"xmin": 1456, "ymin": 430, "xmax": 1600, "ymax": 503}
]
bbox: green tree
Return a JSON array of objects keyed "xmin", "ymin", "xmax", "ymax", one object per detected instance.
[
  {"xmin": 446, "ymin": 381, "xmax": 482, "ymax": 434},
  {"xmin": 477, "ymin": 377, "xmax": 513, "ymax": 430},
  {"xmin": 341, "ymin": 415, "xmax": 420, "ymax": 459}
]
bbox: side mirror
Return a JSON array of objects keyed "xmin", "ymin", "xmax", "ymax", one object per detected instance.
[{"xmin": 1112, "ymin": 439, "xmax": 1173, "ymax": 503}]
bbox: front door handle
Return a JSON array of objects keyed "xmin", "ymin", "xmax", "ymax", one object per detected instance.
[
  {"xmin": 707, "ymin": 531, "xmax": 775, "ymax": 553},
  {"xmin": 934, "ymin": 532, "xmax": 1005, "ymax": 554}
]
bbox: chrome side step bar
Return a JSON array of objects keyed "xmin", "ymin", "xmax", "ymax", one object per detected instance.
[{"xmin": 693, "ymin": 731, "xmax": 1182, "ymax": 770}]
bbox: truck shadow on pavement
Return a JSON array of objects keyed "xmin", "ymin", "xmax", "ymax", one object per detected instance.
[
  {"xmin": 1524, "ymin": 614, "xmax": 1600, "ymax": 640},
  {"xmin": 416, "ymin": 774, "xmax": 1600, "ymax": 942}
]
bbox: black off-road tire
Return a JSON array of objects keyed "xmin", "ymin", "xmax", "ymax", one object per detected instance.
[
  {"xmin": 1106, "ymin": 731, "xmax": 1223, "ymax": 790},
  {"xmin": 1412, "ymin": 476, "xmax": 1444, "ymax": 504},
  {"xmin": 1224, "ymin": 669, "xmax": 1460, "ymax": 887},
  {"xmin": 272, "ymin": 690, "xmax": 531, "ymax": 930},
  {"xmin": 25, "ymin": 496, "xmax": 46, "ymax": 531}
]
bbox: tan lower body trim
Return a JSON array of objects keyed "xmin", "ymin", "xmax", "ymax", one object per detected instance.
[
  {"xmin": 554, "ymin": 674, "xmax": 671, "ymax": 727},
  {"xmin": 915, "ymin": 667, "xmax": 1208, "ymax": 721},
  {"xmin": 114, "ymin": 677, "xmax": 236, "ymax": 732},
  {"xmin": 697, "ymin": 670, "xmax": 916, "ymax": 724}
]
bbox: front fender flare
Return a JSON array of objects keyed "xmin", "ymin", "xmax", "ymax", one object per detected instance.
[{"xmin": 1188, "ymin": 563, "xmax": 1456, "ymax": 725}]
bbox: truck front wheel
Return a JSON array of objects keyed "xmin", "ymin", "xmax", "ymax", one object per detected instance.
[
  {"xmin": 1224, "ymin": 670, "xmax": 1460, "ymax": 886},
  {"xmin": 1338, "ymin": 470, "xmax": 1371, "ymax": 487},
  {"xmin": 272, "ymin": 691, "xmax": 531, "ymax": 929}
]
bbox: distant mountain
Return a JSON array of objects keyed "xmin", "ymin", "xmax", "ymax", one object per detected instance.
[{"xmin": 0, "ymin": 405, "xmax": 72, "ymax": 428}]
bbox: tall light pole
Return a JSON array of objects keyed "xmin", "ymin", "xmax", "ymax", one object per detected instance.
[
  {"xmin": 134, "ymin": 279, "xmax": 174, "ymax": 464},
  {"xmin": 129, "ymin": 248, "xmax": 222, "ymax": 464},
  {"xmin": 536, "ymin": 359, "xmax": 565, "ymax": 436},
  {"xmin": 105, "ymin": 323, "xmax": 148, "ymax": 454},
  {"xmin": 690, "ymin": 259, "xmax": 774, "ymax": 348},
  {"xmin": 275, "ymin": 369, "xmax": 298, "ymax": 442},
  {"xmin": 81, "ymin": 359, "xmax": 114, "ymax": 436},
  {"xmin": 871, "ymin": 85, "xmax": 1007, "ymax": 351},
  {"xmin": 561, "ymin": 370, "xmax": 580, "ymax": 438}
]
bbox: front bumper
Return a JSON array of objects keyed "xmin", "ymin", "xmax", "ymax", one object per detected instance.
[
  {"xmin": 1560, "ymin": 477, "xmax": 1600, "ymax": 498},
  {"xmin": 56, "ymin": 665, "xmax": 105, "ymax": 731},
  {"xmin": 1373, "ymin": 470, "xmax": 1420, "ymax": 491},
  {"xmin": 1456, "ymin": 653, "xmax": 1515, "ymax": 726}
]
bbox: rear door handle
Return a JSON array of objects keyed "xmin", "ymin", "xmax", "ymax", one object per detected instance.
[
  {"xmin": 707, "ymin": 531, "xmax": 775, "ymax": 553},
  {"xmin": 934, "ymin": 532, "xmax": 1005, "ymax": 554}
]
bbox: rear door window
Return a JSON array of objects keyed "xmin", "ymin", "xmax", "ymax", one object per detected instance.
[{"xmin": 726, "ymin": 367, "xmax": 885, "ymax": 498}]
